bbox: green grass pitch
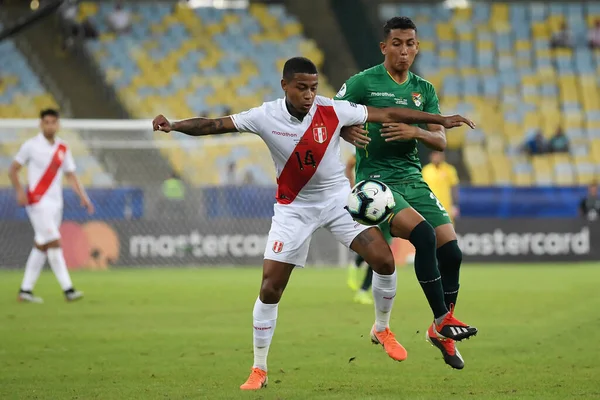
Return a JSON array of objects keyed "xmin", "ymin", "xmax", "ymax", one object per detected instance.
[{"xmin": 1, "ymin": 264, "xmax": 600, "ymax": 400}]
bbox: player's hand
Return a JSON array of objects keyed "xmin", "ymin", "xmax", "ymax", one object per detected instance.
[
  {"xmin": 442, "ymin": 115, "xmax": 475, "ymax": 129},
  {"xmin": 380, "ymin": 123, "xmax": 420, "ymax": 141},
  {"xmin": 82, "ymin": 198, "xmax": 95, "ymax": 215},
  {"xmin": 16, "ymin": 190, "xmax": 28, "ymax": 207},
  {"xmin": 152, "ymin": 114, "xmax": 172, "ymax": 133},
  {"xmin": 341, "ymin": 125, "xmax": 370, "ymax": 148}
]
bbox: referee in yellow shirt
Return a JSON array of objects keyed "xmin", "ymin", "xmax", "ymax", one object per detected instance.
[{"xmin": 422, "ymin": 151, "xmax": 460, "ymax": 222}]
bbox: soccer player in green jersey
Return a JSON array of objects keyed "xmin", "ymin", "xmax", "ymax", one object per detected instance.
[{"xmin": 335, "ymin": 16, "xmax": 477, "ymax": 369}]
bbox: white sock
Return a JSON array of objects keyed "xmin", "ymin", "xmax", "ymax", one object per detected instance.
[
  {"xmin": 21, "ymin": 248, "xmax": 47, "ymax": 291},
  {"xmin": 372, "ymin": 270, "xmax": 397, "ymax": 332},
  {"xmin": 47, "ymin": 248, "xmax": 73, "ymax": 291},
  {"xmin": 252, "ymin": 297, "xmax": 278, "ymax": 372}
]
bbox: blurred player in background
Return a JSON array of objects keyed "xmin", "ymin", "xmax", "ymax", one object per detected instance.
[
  {"xmin": 9, "ymin": 109, "xmax": 93, "ymax": 303},
  {"xmin": 345, "ymin": 154, "xmax": 394, "ymax": 305},
  {"xmin": 153, "ymin": 57, "xmax": 474, "ymax": 390},
  {"xmin": 336, "ymin": 17, "xmax": 476, "ymax": 369},
  {"xmin": 422, "ymin": 151, "xmax": 460, "ymax": 222}
]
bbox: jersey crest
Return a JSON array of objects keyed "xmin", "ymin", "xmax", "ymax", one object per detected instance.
[
  {"xmin": 336, "ymin": 83, "xmax": 347, "ymax": 98},
  {"xmin": 313, "ymin": 125, "xmax": 328, "ymax": 144},
  {"xmin": 412, "ymin": 92, "xmax": 422, "ymax": 107}
]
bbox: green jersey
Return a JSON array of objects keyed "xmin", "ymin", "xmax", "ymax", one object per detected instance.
[{"xmin": 335, "ymin": 64, "xmax": 441, "ymax": 184}]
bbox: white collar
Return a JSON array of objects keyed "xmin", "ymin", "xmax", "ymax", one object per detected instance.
[{"xmin": 280, "ymin": 97, "xmax": 316, "ymax": 124}]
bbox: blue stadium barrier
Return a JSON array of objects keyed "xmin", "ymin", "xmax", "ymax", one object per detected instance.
[
  {"xmin": 459, "ymin": 186, "xmax": 588, "ymax": 218},
  {"xmin": 204, "ymin": 186, "xmax": 276, "ymax": 219},
  {"xmin": 0, "ymin": 188, "xmax": 144, "ymax": 221},
  {"xmin": 0, "ymin": 186, "xmax": 587, "ymax": 221}
]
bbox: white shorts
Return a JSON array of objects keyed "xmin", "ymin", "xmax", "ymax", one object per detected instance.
[
  {"xmin": 26, "ymin": 203, "xmax": 63, "ymax": 245},
  {"xmin": 264, "ymin": 187, "xmax": 369, "ymax": 267}
]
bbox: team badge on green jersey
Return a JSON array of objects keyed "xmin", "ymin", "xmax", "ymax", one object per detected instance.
[{"xmin": 412, "ymin": 92, "xmax": 422, "ymax": 107}]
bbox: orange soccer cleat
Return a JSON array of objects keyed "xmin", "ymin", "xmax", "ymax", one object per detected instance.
[
  {"xmin": 239, "ymin": 367, "xmax": 268, "ymax": 390},
  {"xmin": 370, "ymin": 326, "xmax": 408, "ymax": 362},
  {"xmin": 433, "ymin": 305, "xmax": 477, "ymax": 342}
]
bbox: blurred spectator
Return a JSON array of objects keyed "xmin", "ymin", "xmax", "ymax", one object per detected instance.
[
  {"xmin": 242, "ymin": 170, "xmax": 256, "ymax": 185},
  {"xmin": 522, "ymin": 131, "xmax": 547, "ymax": 155},
  {"xmin": 580, "ymin": 184, "xmax": 600, "ymax": 222},
  {"xmin": 162, "ymin": 171, "xmax": 185, "ymax": 201},
  {"xmin": 223, "ymin": 160, "xmax": 239, "ymax": 184},
  {"xmin": 588, "ymin": 20, "xmax": 600, "ymax": 49},
  {"xmin": 550, "ymin": 22, "xmax": 573, "ymax": 49},
  {"xmin": 60, "ymin": 0, "xmax": 98, "ymax": 49},
  {"xmin": 107, "ymin": 2, "xmax": 131, "ymax": 34},
  {"xmin": 160, "ymin": 171, "xmax": 186, "ymax": 218},
  {"xmin": 60, "ymin": 0, "xmax": 79, "ymax": 49},
  {"xmin": 548, "ymin": 127, "xmax": 569, "ymax": 153},
  {"xmin": 422, "ymin": 151, "xmax": 460, "ymax": 221}
]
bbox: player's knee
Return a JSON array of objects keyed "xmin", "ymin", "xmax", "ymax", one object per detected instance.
[
  {"xmin": 371, "ymin": 251, "xmax": 395, "ymax": 275},
  {"xmin": 437, "ymin": 240, "xmax": 462, "ymax": 269},
  {"xmin": 408, "ymin": 221, "xmax": 437, "ymax": 251},
  {"xmin": 259, "ymin": 279, "xmax": 284, "ymax": 304}
]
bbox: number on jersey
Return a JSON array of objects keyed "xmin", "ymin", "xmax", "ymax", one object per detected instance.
[{"xmin": 294, "ymin": 150, "xmax": 316, "ymax": 170}]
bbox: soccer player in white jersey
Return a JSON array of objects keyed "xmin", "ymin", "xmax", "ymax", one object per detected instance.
[
  {"xmin": 9, "ymin": 109, "xmax": 94, "ymax": 303},
  {"xmin": 152, "ymin": 57, "xmax": 474, "ymax": 390}
]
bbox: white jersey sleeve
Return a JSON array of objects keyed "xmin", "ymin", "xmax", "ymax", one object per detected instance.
[
  {"xmin": 230, "ymin": 104, "xmax": 266, "ymax": 135},
  {"xmin": 63, "ymin": 148, "xmax": 76, "ymax": 173},
  {"xmin": 333, "ymin": 100, "xmax": 368, "ymax": 127},
  {"xmin": 14, "ymin": 141, "xmax": 32, "ymax": 165}
]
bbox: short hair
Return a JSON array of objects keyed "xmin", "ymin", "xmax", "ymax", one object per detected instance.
[
  {"xmin": 40, "ymin": 108, "xmax": 59, "ymax": 119},
  {"xmin": 383, "ymin": 16, "xmax": 417, "ymax": 39},
  {"xmin": 282, "ymin": 57, "xmax": 318, "ymax": 81}
]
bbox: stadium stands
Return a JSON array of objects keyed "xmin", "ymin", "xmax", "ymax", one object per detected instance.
[
  {"xmin": 80, "ymin": 2, "xmax": 336, "ymax": 186},
  {"xmin": 0, "ymin": 28, "xmax": 57, "ymax": 120},
  {"xmin": 0, "ymin": 24, "xmax": 114, "ymax": 188},
  {"xmin": 379, "ymin": 2, "xmax": 600, "ymax": 186}
]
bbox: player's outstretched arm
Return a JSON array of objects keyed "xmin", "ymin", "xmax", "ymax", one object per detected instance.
[
  {"xmin": 366, "ymin": 106, "xmax": 475, "ymax": 130},
  {"xmin": 152, "ymin": 115, "xmax": 239, "ymax": 136}
]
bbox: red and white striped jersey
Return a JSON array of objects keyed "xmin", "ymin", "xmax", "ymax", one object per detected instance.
[
  {"xmin": 14, "ymin": 133, "xmax": 76, "ymax": 207},
  {"xmin": 231, "ymin": 95, "xmax": 368, "ymax": 205}
]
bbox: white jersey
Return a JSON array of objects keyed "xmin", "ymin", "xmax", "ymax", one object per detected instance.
[
  {"xmin": 14, "ymin": 133, "xmax": 76, "ymax": 207},
  {"xmin": 231, "ymin": 95, "xmax": 368, "ymax": 205}
]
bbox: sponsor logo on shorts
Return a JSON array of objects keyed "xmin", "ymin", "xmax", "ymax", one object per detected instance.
[{"xmin": 273, "ymin": 241, "xmax": 284, "ymax": 253}]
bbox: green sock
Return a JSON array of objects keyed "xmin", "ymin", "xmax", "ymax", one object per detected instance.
[
  {"xmin": 408, "ymin": 221, "xmax": 448, "ymax": 319},
  {"xmin": 437, "ymin": 240, "xmax": 462, "ymax": 309}
]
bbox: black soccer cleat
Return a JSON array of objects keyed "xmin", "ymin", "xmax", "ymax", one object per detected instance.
[{"xmin": 427, "ymin": 325, "xmax": 464, "ymax": 369}]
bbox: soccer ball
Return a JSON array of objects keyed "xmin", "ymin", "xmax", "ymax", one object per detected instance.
[{"xmin": 344, "ymin": 180, "xmax": 396, "ymax": 226}]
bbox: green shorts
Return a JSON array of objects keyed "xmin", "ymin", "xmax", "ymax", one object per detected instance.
[
  {"xmin": 378, "ymin": 220, "xmax": 393, "ymax": 244},
  {"xmin": 387, "ymin": 180, "xmax": 452, "ymax": 228}
]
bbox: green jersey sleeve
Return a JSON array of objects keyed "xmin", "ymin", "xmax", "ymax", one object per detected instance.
[
  {"xmin": 423, "ymin": 82, "xmax": 441, "ymax": 115},
  {"xmin": 334, "ymin": 73, "xmax": 366, "ymax": 103}
]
